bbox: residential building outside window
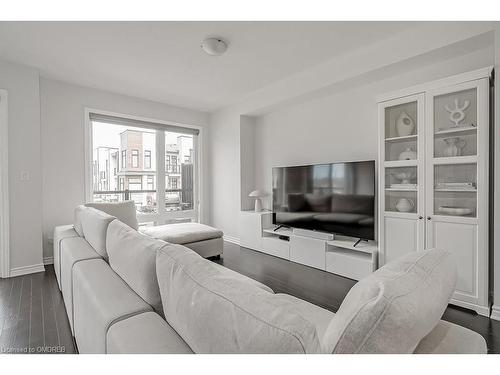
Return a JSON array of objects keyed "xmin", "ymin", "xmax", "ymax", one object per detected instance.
[{"xmin": 90, "ymin": 113, "xmax": 199, "ymax": 224}]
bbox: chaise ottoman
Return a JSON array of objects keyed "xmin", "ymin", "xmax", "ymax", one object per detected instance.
[{"xmin": 140, "ymin": 222, "xmax": 223, "ymax": 258}]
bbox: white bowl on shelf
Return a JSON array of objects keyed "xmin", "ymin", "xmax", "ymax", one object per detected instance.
[{"xmin": 438, "ymin": 206, "xmax": 473, "ymax": 216}]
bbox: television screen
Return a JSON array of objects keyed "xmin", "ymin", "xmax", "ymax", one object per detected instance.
[{"xmin": 272, "ymin": 160, "xmax": 375, "ymax": 240}]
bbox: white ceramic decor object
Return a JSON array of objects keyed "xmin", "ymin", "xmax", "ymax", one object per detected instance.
[
  {"xmin": 445, "ymin": 98, "xmax": 470, "ymax": 127},
  {"xmin": 391, "ymin": 170, "xmax": 416, "ymax": 184},
  {"xmin": 442, "ymin": 137, "xmax": 466, "ymax": 157},
  {"xmin": 398, "ymin": 147, "xmax": 417, "ymax": 160},
  {"xmin": 395, "ymin": 198, "xmax": 415, "ymax": 213},
  {"xmin": 396, "ymin": 111, "xmax": 415, "ymax": 137}
]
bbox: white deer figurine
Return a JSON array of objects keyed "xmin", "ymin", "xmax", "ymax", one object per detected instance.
[{"xmin": 445, "ymin": 98, "xmax": 470, "ymax": 127}]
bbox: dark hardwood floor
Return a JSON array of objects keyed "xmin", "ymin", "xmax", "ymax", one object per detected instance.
[
  {"xmin": 0, "ymin": 241, "xmax": 499, "ymax": 354},
  {"xmin": 0, "ymin": 265, "xmax": 76, "ymax": 354}
]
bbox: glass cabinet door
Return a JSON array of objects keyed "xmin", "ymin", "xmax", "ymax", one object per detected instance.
[
  {"xmin": 433, "ymin": 88, "xmax": 478, "ymax": 159},
  {"xmin": 427, "ymin": 79, "xmax": 487, "ymax": 219},
  {"xmin": 384, "ymin": 101, "xmax": 418, "ymax": 162},
  {"xmin": 380, "ymin": 94, "xmax": 424, "ymax": 217}
]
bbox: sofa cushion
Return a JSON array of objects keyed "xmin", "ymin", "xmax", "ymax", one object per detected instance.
[
  {"xmin": 106, "ymin": 312, "xmax": 193, "ymax": 354},
  {"xmin": 156, "ymin": 244, "xmax": 322, "ymax": 353},
  {"xmin": 80, "ymin": 207, "xmax": 115, "ymax": 259},
  {"xmin": 210, "ymin": 262, "xmax": 274, "ymax": 293},
  {"xmin": 72, "ymin": 259, "xmax": 152, "ymax": 353},
  {"xmin": 53, "ymin": 224, "xmax": 79, "ymax": 290},
  {"xmin": 322, "ymin": 249, "xmax": 456, "ymax": 354},
  {"xmin": 107, "ymin": 219, "xmax": 167, "ymax": 313},
  {"xmin": 60, "ymin": 237, "xmax": 101, "ymax": 333},
  {"xmin": 274, "ymin": 293, "xmax": 334, "ymax": 345},
  {"xmin": 86, "ymin": 201, "xmax": 139, "ymax": 230},
  {"xmin": 141, "ymin": 222, "xmax": 223, "ymax": 244},
  {"xmin": 73, "ymin": 205, "xmax": 86, "ymax": 237}
]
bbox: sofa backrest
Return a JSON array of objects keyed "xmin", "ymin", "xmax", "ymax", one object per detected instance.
[
  {"xmin": 106, "ymin": 219, "xmax": 167, "ymax": 313},
  {"xmin": 74, "ymin": 205, "xmax": 86, "ymax": 236},
  {"xmin": 156, "ymin": 244, "xmax": 322, "ymax": 353},
  {"xmin": 80, "ymin": 207, "xmax": 115, "ymax": 259},
  {"xmin": 85, "ymin": 201, "xmax": 139, "ymax": 230},
  {"xmin": 322, "ymin": 249, "xmax": 456, "ymax": 354},
  {"xmin": 74, "ymin": 201, "xmax": 139, "ymax": 237}
]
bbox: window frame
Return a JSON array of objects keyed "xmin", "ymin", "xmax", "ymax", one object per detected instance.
[
  {"xmin": 121, "ymin": 150, "xmax": 127, "ymax": 170},
  {"xmin": 85, "ymin": 108, "xmax": 203, "ymax": 225},
  {"xmin": 144, "ymin": 150, "xmax": 151, "ymax": 169},
  {"xmin": 131, "ymin": 149, "xmax": 139, "ymax": 168}
]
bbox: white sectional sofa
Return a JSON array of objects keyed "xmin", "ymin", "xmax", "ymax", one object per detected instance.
[{"xmin": 52, "ymin": 204, "xmax": 488, "ymax": 354}]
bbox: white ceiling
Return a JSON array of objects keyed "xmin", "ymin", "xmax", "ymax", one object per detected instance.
[{"xmin": 0, "ymin": 22, "xmax": 420, "ymax": 112}]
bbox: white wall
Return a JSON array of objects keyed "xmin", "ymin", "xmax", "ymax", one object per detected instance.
[
  {"xmin": 0, "ymin": 60, "xmax": 43, "ymax": 270},
  {"xmin": 209, "ymin": 44, "xmax": 494, "ymax": 241},
  {"xmin": 208, "ymin": 109, "xmax": 241, "ymax": 238},
  {"xmin": 40, "ymin": 78, "xmax": 209, "ymax": 260},
  {"xmin": 254, "ymin": 48, "xmax": 494, "ymax": 204},
  {"xmin": 240, "ymin": 115, "xmax": 257, "ymax": 211}
]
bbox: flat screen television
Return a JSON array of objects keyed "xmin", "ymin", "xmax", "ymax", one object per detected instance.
[{"xmin": 272, "ymin": 160, "xmax": 375, "ymax": 240}]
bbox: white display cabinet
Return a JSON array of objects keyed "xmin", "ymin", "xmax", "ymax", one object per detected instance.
[{"xmin": 378, "ymin": 67, "xmax": 491, "ymax": 316}]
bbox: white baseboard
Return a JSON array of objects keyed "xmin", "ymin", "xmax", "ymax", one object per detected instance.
[
  {"xmin": 43, "ymin": 256, "xmax": 54, "ymax": 265},
  {"xmin": 223, "ymin": 235, "xmax": 240, "ymax": 246},
  {"xmin": 491, "ymin": 305, "xmax": 500, "ymax": 321},
  {"xmin": 450, "ymin": 298, "xmax": 491, "ymax": 317},
  {"xmin": 10, "ymin": 263, "xmax": 46, "ymax": 277}
]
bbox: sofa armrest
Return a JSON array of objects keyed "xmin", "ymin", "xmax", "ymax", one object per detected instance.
[{"xmin": 414, "ymin": 320, "xmax": 487, "ymax": 354}]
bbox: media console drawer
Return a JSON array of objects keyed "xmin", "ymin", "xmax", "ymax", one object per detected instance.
[
  {"xmin": 290, "ymin": 235, "xmax": 326, "ymax": 270},
  {"xmin": 326, "ymin": 248, "xmax": 373, "ymax": 281},
  {"xmin": 261, "ymin": 237, "xmax": 290, "ymax": 260}
]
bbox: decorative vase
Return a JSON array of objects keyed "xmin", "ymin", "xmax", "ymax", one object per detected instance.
[
  {"xmin": 443, "ymin": 137, "xmax": 466, "ymax": 157},
  {"xmin": 395, "ymin": 198, "xmax": 414, "ymax": 213},
  {"xmin": 396, "ymin": 111, "xmax": 415, "ymax": 137},
  {"xmin": 398, "ymin": 147, "xmax": 417, "ymax": 161}
]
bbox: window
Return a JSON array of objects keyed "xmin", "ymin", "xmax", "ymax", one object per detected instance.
[
  {"xmin": 121, "ymin": 150, "xmax": 127, "ymax": 169},
  {"xmin": 131, "ymin": 149, "xmax": 139, "ymax": 168},
  {"xmin": 144, "ymin": 150, "xmax": 151, "ymax": 169},
  {"xmin": 128, "ymin": 177, "xmax": 142, "ymax": 190},
  {"xmin": 89, "ymin": 113, "xmax": 199, "ymax": 223},
  {"xmin": 147, "ymin": 176, "xmax": 154, "ymax": 190}
]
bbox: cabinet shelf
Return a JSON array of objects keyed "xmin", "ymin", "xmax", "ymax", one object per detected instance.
[
  {"xmin": 385, "ymin": 134, "xmax": 417, "ymax": 143},
  {"xmin": 384, "ymin": 160, "xmax": 418, "ymax": 168},
  {"xmin": 385, "ymin": 188, "xmax": 417, "ymax": 192},
  {"xmin": 326, "ymin": 238, "xmax": 377, "ymax": 255},
  {"xmin": 434, "ymin": 126, "xmax": 476, "ymax": 136},
  {"xmin": 434, "ymin": 188, "xmax": 477, "ymax": 193},
  {"xmin": 433, "ymin": 155, "xmax": 478, "ymax": 165},
  {"xmin": 262, "ymin": 228, "xmax": 293, "ymax": 237}
]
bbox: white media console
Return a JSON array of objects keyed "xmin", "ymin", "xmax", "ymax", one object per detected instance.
[{"xmin": 239, "ymin": 211, "xmax": 378, "ymax": 281}]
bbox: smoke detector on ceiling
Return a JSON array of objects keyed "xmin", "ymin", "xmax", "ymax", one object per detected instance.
[{"xmin": 201, "ymin": 37, "xmax": 228, "ymax": 56}]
